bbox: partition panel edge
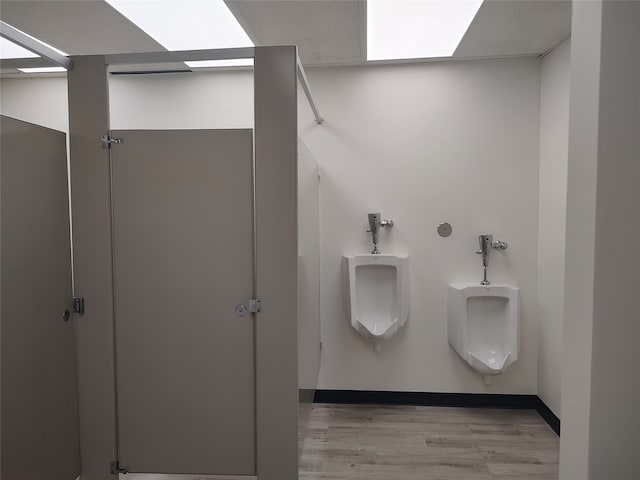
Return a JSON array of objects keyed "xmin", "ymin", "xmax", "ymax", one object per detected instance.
[
  {"xmin": 68, "ymin": 55, "xmax": 118, "ymax": 480},
  {"xmin": 254, "ymin": 46, "xmax": 299, "ymax": 479}
]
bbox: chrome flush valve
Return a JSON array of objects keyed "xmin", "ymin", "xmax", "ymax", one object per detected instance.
[
  {"xmin": 475, "ymin": 234, "xmax": 508, "ymax": 285},
  {"xmin": 366, "ymin": 213, "xmax": 394, "ymax": 254}
]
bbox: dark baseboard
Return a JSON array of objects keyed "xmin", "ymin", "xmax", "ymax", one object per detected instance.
[
  {"xmin": 313, "ymin": 389, "xmax": 560, "ymax": 436},
  {"xmin": 534, "ymin": 397, "xmax": 561, "ymax": 436},
  {"xmin": 299, "ymin": 388, "xmax": 316, "ymax": 404},
  {"xmin": 313, "ymin": 389, "xmax": 539, "ymax": 408}
]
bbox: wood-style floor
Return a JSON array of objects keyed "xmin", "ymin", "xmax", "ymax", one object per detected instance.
[
  {"xmin": 299, "ymin": 403, "xmax": 559, "ymax": 480},
  {"xmin": 121, "ymin": 403, "xmax": 559, "ymax": 480}
]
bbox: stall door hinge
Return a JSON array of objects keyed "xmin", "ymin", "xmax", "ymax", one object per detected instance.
[
  {"xmin": 110, "ymin": 461, "xmax": 129, "ymax": 474},
  {"xmin": 73, "ymin": 297, "xmax": 85, "ymax": 315},
  {"xmin": 249, "ymin": 298, "xmax": 262, "ymax": 313},
  {"xmin": 101, "ymin": 134, "xmax": 123, "ymax": 149}
]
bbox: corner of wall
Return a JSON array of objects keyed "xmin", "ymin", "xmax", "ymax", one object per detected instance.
[{"xmin": 537, "ymin": 38, "xmax": 571, "ymax": 418}]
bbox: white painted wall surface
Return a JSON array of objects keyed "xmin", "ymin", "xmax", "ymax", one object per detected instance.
[
  {"xmin": 559, "ymin": 2, "xmax": 600, "ymax": 478},
  {"xmin": 562, "ymin": 2, "xmax": 640, "ymax": 478},
  {"xmin": 0, "ymin": 76, "xmax": 68, "ymax": 132},
  {"xmin": 299, "ymin": 59, "xmax": 541, "ymax": 394},
  {"xmin": 0, "ymin": 70, "xmax": 253, "ymax": 132},
  {"xmin": 108, "ymin": 70, "xmax": 253, "ymax": 129},
  {"xmin": 537, "ymin": 39, "xmax": 570, "ymax": 418},
  {"xmin": 586, "ymin": 1, "xmax": 640, "ymax": 477}
]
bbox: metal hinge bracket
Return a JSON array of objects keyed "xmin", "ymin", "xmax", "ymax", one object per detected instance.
[
  {"xmin": 73, "ymin": 297, "xmax": 85, "ymax": 315},
  {"xmin": 110, "ymin": 461, "xmax": 129, "ymax": 474},
  {"xmin": 101, "ymin": 135, "xmax": 123, "ymax": 149},
  {"xmin": 249, "ymin": 298, "xmax": 262, "ymax": 313}
]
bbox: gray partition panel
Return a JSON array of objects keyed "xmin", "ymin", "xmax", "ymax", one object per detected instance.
[
  {"xmin": 67, "ymin": 55, "xmax": 118, "ymax": 480},
  {"xmin": 254, "ymin": 46, "xmax": 299, "ymax": 480},
  {"xmin": 66, "ymin": 47, "xmax": 301, "ymax": 479},
  {"xmin": 1, "ymin": 115, "xmax": 80, "ymax": 480},
  {"xmin": 110, "ymin": 129, "xmax": 255, "ymax": 475},
  {"xmin": 296, "ymin": 139, "xmax": 321, "ymax": 458}
]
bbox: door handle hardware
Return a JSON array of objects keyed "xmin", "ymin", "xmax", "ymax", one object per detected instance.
[
  {"xmin": 73, "ymin": 297, "xmax": 85, "ymax": 315},
  {"xmin": 62, "ymin": 310, "xmax": 71, "ymax": 322},
  {"xmin": 101, "ymin": 135, "xmax": 123, "ymax": 149},
  {"xmin": 235, "ymin": 299, "xmax": 262, "ymax": 317},
  {"xmin": 248, "ymin": 298, "xmax": 262, "ymax": 313}
]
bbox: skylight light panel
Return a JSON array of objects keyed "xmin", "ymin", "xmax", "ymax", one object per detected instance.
[
  {"xmin": 106, "ymin": 0, "xmax": 254, "ymax": 68},
  {"xmin": 186, "ymin": 59, "xmax": 254, "ymax": 69},
  {"xmin": 367, "ymin": 0, "xmax": 483, "ymax": 61},
  {"xmin": 18, "ymin": 66, "xmax": 67, "ymax": 73}
]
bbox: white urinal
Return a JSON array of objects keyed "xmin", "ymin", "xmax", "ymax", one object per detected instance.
[
  {"xmin": 343, "ymin": 254, "xmax": 409, "ymax": 352},
  {"xmin": 447, "ymin": 283, "xmax": 519, "ymax": 383}
]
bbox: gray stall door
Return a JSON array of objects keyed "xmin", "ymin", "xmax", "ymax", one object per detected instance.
[
  {"xmin": 0, "ymin": 116, "xmax": 80, "ymax": 480},
  {"xmin": 110, "ymin": 129, "xmax": 255, "ymax": 475}
]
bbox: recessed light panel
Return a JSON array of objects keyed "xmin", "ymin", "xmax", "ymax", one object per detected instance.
[
  {"xmin": 18, "ymin": 66, "xmax": 67, "ymax": 73},
  {"xmin": 367, "ymin": 0, "xmax": 483, "ymax": 61},
  {"xmin": 106, "ymin": 0, "xmax": 254, "ymax": 68},
  {"xmin": 186, "ymin": 58, "xmax": 254, "ymax": 69}
]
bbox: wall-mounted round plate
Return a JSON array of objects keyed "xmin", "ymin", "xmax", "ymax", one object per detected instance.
[{"xmin": 437, "ymin": 222, "xmax": 453, "ymax": 237}]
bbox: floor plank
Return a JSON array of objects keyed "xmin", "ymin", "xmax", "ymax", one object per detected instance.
[{"xmin": 300, "ymin": 403, "xmax": 559, "ymax": 480}]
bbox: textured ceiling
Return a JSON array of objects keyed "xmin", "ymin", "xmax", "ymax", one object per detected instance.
[
  {"xmin": 227, "ymin": 0, "xmax": 571, "ymax": 65},
  {"xmin": 0, "ymin": 0, "xmax": 571, "ymax": 73},
  {"xmin": 226, "ymin": 0, "xmax": 367, "ymax": 65},
  {"xmin": 0, "ymin": 0, "xmax": 165, "ymax": 55},
  {"xmin": 454, "ymin": 0, "xmax": 571, "ymax": 58}
]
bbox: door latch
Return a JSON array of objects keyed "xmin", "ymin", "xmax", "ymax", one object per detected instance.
[
  {"xmin": 101, "ymin": 135, "xmax": 123, "ymax": 149},
  {"xmin": 235, "ymin": 299, "xmax": 261, "ymax": 317},
  {"xmin": 248, "ymin": 298, "xmax": 262, "ymax": 313},
  {"xmin": 73, "ymin": 297, "xmax": 85, "ymax": 315}
]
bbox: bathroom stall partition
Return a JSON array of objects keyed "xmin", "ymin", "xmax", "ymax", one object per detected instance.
[
  {"xmin": 0, "ymin": 116, "xmax": 81, "ymax": 479},
  {"xmin": 67, "ymin": 47, "xmax": 305, "ymax": 479},
  {"xmin": 297, "ymin": 139, "xmax": 322, "ymax": 453},
  {"xmin": 109, "ymin": 129, "xmax": 256, "ymax": 474}
]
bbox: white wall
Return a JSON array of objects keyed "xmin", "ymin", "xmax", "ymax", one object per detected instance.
[
  {"xmin": 299, "ymin": 58, "xmax": 541, "ymax": 394},
  {"xmin": 108, "ymin": 70, "xmax": 252, "ymax": 129},
  {"xmin": 537, "ymin": 39, "xmax": 570, "ymax": 417},
  {"xmin": 561, "ymin": 1, "xmax": 640, "ymax": 478},
  {"xmin": 559, "ymin": 2, "xmax": 600, "ymax": 477},
  {"xmin": 0, "ymin": 70, "xmax": 253, "ymax": 132},
  {"xmin": 589, "ymin": 1, "xmax": 640, "ymax": 474},
  {"xmin": 0, "ymin": 76, "xmax": 68, "ymax": 132}
]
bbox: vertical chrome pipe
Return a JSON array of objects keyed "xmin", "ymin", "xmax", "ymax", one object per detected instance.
[
  {"xmin": 477, "ymin": 234, "xmax": 493, "ymax": 285},
  {"xmin": 368, "ymin": 213, "xmax": 381, "ymax": 254}
]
